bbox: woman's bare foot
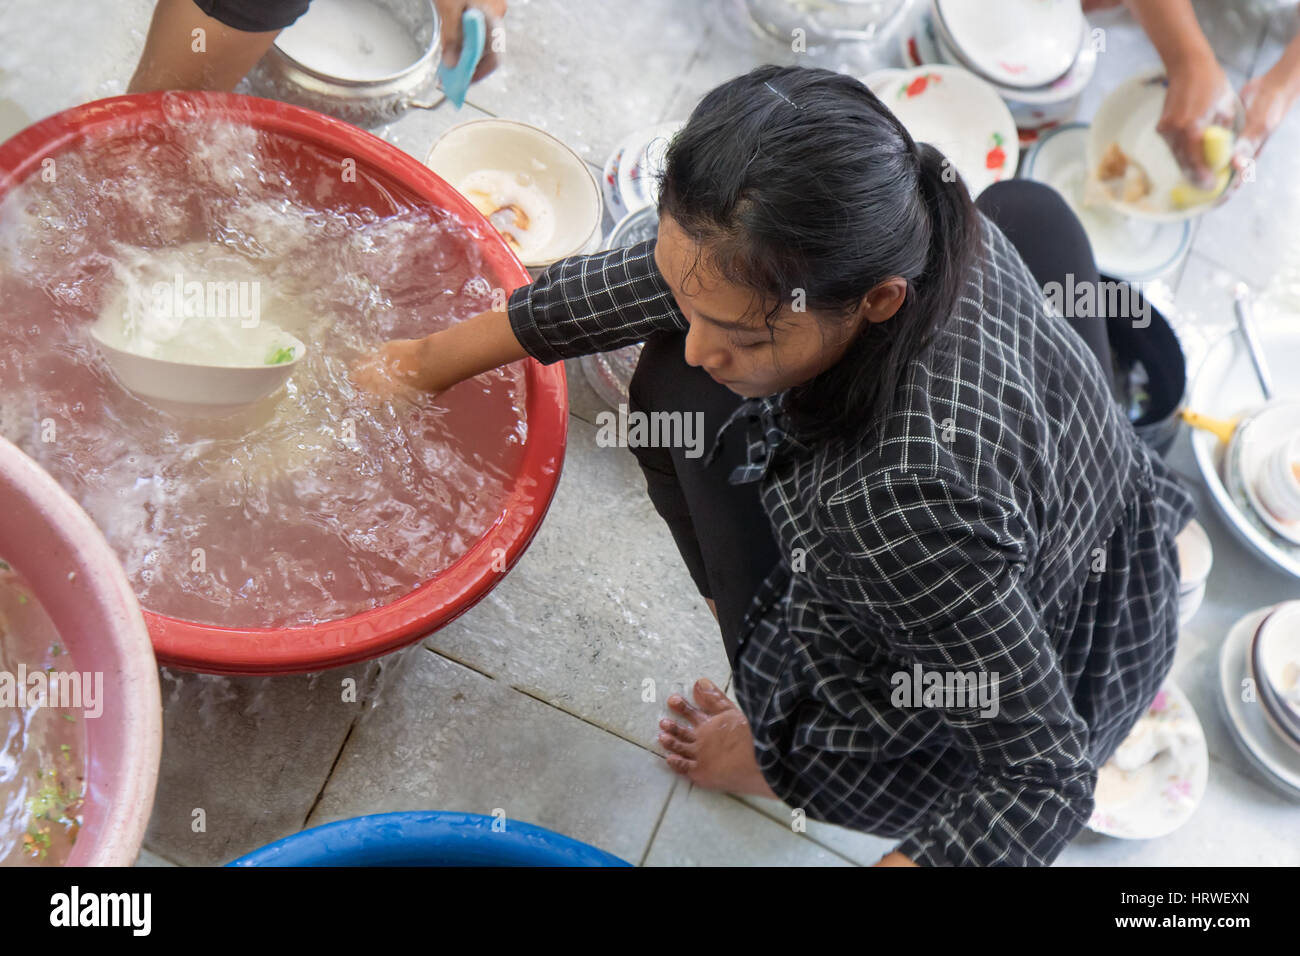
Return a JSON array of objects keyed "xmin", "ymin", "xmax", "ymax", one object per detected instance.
[{"xmin": 658, "ymin": 678, "xmax": 779, "ymax": 799}]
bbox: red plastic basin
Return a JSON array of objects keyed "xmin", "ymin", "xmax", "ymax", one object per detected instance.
[{"xmin": 0, "ymin": 93, "xmax": 568, "ymax": 675}]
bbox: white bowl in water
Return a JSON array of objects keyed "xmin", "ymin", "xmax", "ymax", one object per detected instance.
[
  {"xmin": 426, "ymin": 119, "xmax": 603, "ymax": 271},
  {"xmin": 90, "ymin": 326, "xmax": 306, "ymax": 415}
]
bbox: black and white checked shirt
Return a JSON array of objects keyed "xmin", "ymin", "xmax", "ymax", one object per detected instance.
[{"xmin": 507, "ymin": 216, "xmax": 1196, "ymax": 866}]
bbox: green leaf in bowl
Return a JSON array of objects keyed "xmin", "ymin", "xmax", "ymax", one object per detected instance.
[{"xmin": 265, "ymin": 346, "xmax": 297, "ymax": 366}]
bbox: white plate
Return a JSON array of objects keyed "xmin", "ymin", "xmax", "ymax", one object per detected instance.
[
  {"xmin": 863, "ymin": 65, "xmax": 1017, "ymax": 198},
  {"xmin": 1235, "ymin": 405, "xmax": 1300, "ymax": 546},
  {"xmin": 934, "ymin": 0, "xmax": 1084, "ymax": 90},
  {"xmin": 1087, "ymin": 680, "xmax": 1207, "ymax": 839},
  {"xmin": 1020, "ymin": 124, "xmax": 1191, "ymax": 281},
  {"xmin": 1218, "ymin": 607, "xmax": 1300, "ymax": 798},
  {"xmin": 616, "ymin": 121, "xmax": 684, "ymax": 216},
  {"xmin": 601, "ymin": 143, "xmax": 629, "ymax": 224},
  {"xmin": 1189, "ymin": 313, "xmax": 1300, "ymax": 580},
  {"xmin": 1087, "ymin": 70, "xmax": 1241, "ymax": 223}
]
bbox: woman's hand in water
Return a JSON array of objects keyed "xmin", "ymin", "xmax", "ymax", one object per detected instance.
[{"xmin": 350, "ymin": 338, "xmax": 440, "ymax": 400}]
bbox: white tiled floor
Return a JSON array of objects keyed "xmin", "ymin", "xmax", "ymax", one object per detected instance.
[{"xmin": 3, "ymin": 0, "xmax": 1299, "ymax": 867}]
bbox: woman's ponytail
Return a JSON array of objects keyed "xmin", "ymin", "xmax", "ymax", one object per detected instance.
[{"xmin": 907, "ymin": 140, "xmax": 980, "ymax": 369}]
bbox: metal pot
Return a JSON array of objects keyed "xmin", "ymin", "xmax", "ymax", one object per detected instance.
[
  {"xmin": 742, "ymin": 0, "xmax": 908, "ymax": 47},
  {"xmin": 246, "ymin": 0, "xmax": 444, "ymax": 128}
]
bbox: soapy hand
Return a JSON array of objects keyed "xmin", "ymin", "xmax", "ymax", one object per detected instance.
[
  {"xmin": 437, "ymin": 0, "xmax": 508, "ymax": 82},
  {"xmin": 1159, "ymin": 53, "xmax": 1239, "ymax": 189}
]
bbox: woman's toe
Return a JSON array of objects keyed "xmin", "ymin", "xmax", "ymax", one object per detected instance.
[
  {"xmin": 667, "ymin": 693, "xmax": 705, "ymax": 725},
  {"xmin": 692, "ymin": 678, "xmax": 734, "ymax": 716},
  {"xmin": 658, "ymin": 732, "xmax": 697, "ymax": 759},
  {"xmin": 659, "ymin": 718, "xmax": 696, "ymax": 743},
  {"xmin": 665, "ymin": 754, "xmax": 694, "ymax": 775}
]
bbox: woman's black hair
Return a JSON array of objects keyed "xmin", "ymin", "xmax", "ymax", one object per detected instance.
[{"xmin": 657, "ymin": 64, "xmax": 980, "ymax": 444}]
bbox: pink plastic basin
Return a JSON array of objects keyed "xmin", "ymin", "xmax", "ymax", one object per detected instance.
[
  {"xmin": 0, "ymin": 436, "xmax": 162, "ymax": 866},
  {"xmin": 0, "ymin": 93, "xmax": 568, "ymax": 675}
]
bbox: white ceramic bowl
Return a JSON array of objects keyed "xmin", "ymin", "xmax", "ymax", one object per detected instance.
[
  {"xmin": 933, "ymin": 0, "xmax": 1084, "ymax": 90},
  {"xmin": 1256, "ymin": 434, "xmax": 1300, "ymax": 526},
  {"xmin": 1251, "ymin": 602, "xmax": 1300, "ymax": 749},
  {"xmin": 426, "ymin": 119, "xmax": 603, "ymax": 270},
  {"xmin": 863, "ymin": 65, "xmax": 1018, "ymax": 197},
  {"xmin": 1235, "ymin": 402, "xmax": 1300, "ymax": 547},
  {"xmin": 89, "ymin": 326, "xmax": 306, "ymax": 415},
  {"xmin": 1020, "ymin": 123, "xmax": 1191, "ymax": 281},
  {"xmin": 1176, "ymin": 518, "xmax": 1214, "ymax": 591},
  {"xmin": 1087, "ymin": 70, "xmax": 1245, "ymax": 223}
]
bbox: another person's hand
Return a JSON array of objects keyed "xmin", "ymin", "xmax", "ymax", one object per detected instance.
[
  {"xmin": 1235, "ymin": 67, "xmax": 1300, "ymax": 163},
  {"xmin": 437, "ymin": 0, "xmax": 508, "ymax": 82},
  {"xmin": 1159, "ymin": 50, "xmax": 1238, "ymax": 188}
]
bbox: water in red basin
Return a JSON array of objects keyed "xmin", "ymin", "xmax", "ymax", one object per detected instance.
[{"xmin": 0, "ymin": 94, "xmax": 568, "ymax": 674}]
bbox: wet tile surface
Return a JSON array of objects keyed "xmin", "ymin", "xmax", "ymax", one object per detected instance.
[{"xmin": 307, "ymin": 647, "xmax": 674, "ymax": 864}]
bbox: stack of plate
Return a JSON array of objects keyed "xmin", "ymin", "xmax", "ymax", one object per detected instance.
[
  {"xmin": 1251, "ymin": 602, "xmax": 1300, "ymax": 755},
  {"xmin": 601, "ymin": 122, "xmax": 684, "ymax": 224},
  {"xmin": 898, "ymin": 0, "xmax": 1096, "ymax": 144},
  {"xmin": 735, "ymin": 0, "xmax": 910, "ymax": 50},
  {"xmin": 578, "ymin": 207, "xmax": 661, "ymax": 410},
  {"xmin": 1220, "ymin": 605, "xmax": 1300, "ymax": 799},
  {"xmin": 1176, "ymin": 520, "xmax": 1213, "ymax": 625}
]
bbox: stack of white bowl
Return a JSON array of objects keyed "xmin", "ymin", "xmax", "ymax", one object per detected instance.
[
  {"xmin": 1176, "ymin": 519, "xmax": 1213, "ymax": 625},
  {"xmin": 1251, "ymin": 602, "xmax": 1300, "ymax": 757},
  {"xmin": 904, "ymin": 0, "xmax": 1096, "ymax": 141}
]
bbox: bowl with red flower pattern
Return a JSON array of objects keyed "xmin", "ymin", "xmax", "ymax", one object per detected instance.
[{"xmin": 862, "ymin": 64, "xmax": 1018, "ymax": 198}]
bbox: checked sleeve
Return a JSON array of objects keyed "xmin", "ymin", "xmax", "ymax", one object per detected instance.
[{"xmin": 506, "ymin": 238, "xmax": 687, "ymax": 364}]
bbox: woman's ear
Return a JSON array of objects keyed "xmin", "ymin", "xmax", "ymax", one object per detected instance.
[{"xmin": 859, "ymin": 277, "xmax": 909, "ymax": 325}]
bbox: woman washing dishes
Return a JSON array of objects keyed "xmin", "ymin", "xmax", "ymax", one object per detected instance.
[{"xmin": 355, "ymin": 66, "xmax": 1197, "ymax": 867}]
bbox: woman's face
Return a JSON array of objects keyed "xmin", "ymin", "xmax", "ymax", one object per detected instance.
[{"xmin": 653, "ymin": 214, "xmax": 884, "ymax": 398}]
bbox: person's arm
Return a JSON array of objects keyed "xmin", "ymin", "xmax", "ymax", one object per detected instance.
[
  {"xmin": 129, "ymin": 0, "xmax": 287, "ymax": 93},
  {"xmin": 816, "ymin": 470, "xmax": 1095, "ymax": 867},
  {"xmin": 1125, "ymin": 0, "xmax": 1236, "ymax": 187},
  {"xmin": 353, "ymin": 238, "xmax": 688, "ymax": 395},
  {"xmin": 1237, "ymin": 26, "xmax": 1300, "ymax": 159}
]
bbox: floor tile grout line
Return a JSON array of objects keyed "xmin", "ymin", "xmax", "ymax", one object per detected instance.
[
  {"xmin": 136, "ymin": 846, "xmax": 185, "ymax": 868},
  {"xmin": 637, "ymin": 777, "xmax": 681, "ymax": 867},
  {"xmin": 721, "ymin": 792, "xmax": 864, "ymax": 867},
  {"xmin": 301, "ymin": 714, "xmax": 361, "ymax": 830},
  {"xmin": 420, "ymin": 643, "xmax": 688, "ymax": 761}
]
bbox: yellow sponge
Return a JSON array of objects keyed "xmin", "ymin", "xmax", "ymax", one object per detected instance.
[
  {"xmin": 1203, "ymin": 124, "xmax": 1234, "ymax": 174},
  {"xmin": 1171, "ymin": 167, "xmax": 1231, "ymax": 210}
]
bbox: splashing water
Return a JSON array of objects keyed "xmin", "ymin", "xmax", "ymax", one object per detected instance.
[{"xmin": 0, "ymin": 111, "xmax": 527, "ymax": 628}]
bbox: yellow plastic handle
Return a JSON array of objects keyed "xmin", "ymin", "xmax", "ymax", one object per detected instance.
[{"xmin": 1180, "ymin": 408, "xmax": 1239, "ymax": 444}]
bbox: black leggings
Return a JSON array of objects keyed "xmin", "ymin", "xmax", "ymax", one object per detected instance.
[{"xmin": 626, "ymin": 179, "xmax": 1116, "ymax": 670}]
